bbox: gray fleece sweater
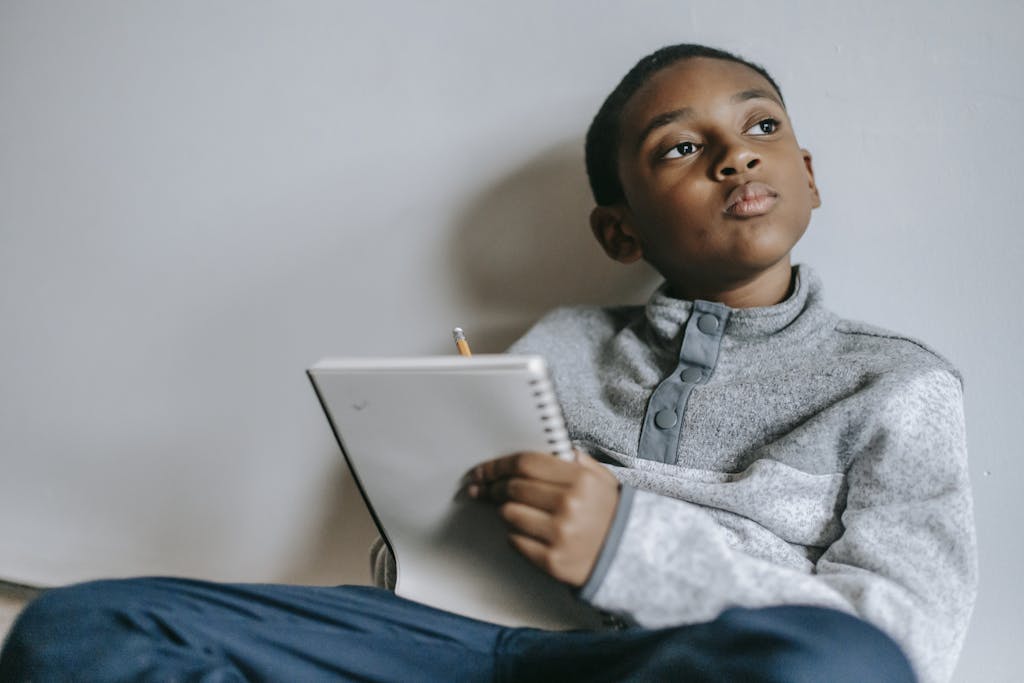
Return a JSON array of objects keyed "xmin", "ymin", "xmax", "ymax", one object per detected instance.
[{"xmin": 373, "ymin": 265, "xmax": 977, "ymax": 683}]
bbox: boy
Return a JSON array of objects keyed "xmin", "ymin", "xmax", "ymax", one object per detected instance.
[{"xmin": 1, "ymin": 44, "xmax": 975, "ymax": 682}]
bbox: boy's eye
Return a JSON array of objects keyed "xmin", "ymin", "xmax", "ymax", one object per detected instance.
[
  {"xmin": 662, "ymin": 141, "xmax": 700, "ymax": 159},
  {"xmin": 746, "ymin": 118, "xmax": 779, "ymax": 136}
]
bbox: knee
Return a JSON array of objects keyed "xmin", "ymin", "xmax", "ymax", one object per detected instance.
[
  {"xmin": 1, "ymin": 580, "xmax": 130, "ymax": 677},
  {"xmin": 720, "ymin": 605, "xmax": 916, "ymax": 683},
  {"xmin": 6, "ymin": 578, "xmax": 165, "ymax": 645},
  {"xmin": 4, "ymin": 577, "xmax": 191, "ymax": 672},
  {"xmin": 18, "ymin": 578, "xmax": 132, "ymax": 618}
]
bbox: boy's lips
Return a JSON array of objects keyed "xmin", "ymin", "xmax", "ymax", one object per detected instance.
[{"xmin": 723, "ymin": 181, "xmax": 779, "ymax": 217}]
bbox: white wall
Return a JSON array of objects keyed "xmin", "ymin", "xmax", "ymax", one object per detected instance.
[{"xmin": 1, "ymin": 2, "xmax": 1019, "ymax": 679}]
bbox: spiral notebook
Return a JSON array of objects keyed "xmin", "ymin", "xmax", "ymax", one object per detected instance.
[{"xmin": 307, "ymin": 354, "xmax": 605, "ymax": 630}]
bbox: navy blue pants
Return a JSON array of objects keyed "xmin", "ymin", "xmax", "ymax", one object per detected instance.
[{"xmin": 0, "ymin": 578, "xmax": 915, "ymax": 682}]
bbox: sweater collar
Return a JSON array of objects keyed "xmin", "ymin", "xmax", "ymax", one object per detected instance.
[{"xmin": 643, "ymin": 264, "xmax": 820, "ymax": 343}]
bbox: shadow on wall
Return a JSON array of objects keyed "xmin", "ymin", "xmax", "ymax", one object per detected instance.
[
  {"xmin": 449, "ymin": 139, "xmax": 660, "ymax": 352},
  {"xmin": 282, "ymin": 141, "xmax": 663, "ymax": 585},
  {"xmin": 281, "ymin": 454, "xmax": 380, "ymax": 586},
  {"xmin": 282, "ymin": 141, "xmax": 660, "ymax": 585}
]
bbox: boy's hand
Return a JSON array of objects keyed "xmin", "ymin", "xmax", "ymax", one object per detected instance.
[{"xmin": 466, "ymin": 451, "xmax": 620, "ymax": 587}]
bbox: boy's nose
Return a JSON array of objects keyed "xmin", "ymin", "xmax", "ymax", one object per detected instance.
[{"xmin": 714, "ymin": 148, "xmax": 761, "ymax": 179}]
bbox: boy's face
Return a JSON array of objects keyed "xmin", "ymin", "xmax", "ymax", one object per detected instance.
[{"xmin": 593, "ymin": 57, "xmax": 820, "ymax": 295}]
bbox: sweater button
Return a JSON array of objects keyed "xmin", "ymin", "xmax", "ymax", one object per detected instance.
[
  {"xmin": 654, "ymin": 409, "xmax": 678, "ymax": 429},
  {"xmin": 681, "ymin": 367, "xmax": 703, "ymax": 383},
  {"xmin": 697, "ymin": 314, "xmax": 719, "ymax": 334}
]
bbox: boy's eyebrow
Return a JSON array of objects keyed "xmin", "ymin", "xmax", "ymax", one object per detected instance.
[
  {"xmin": 635, "ymin": 107, "xmax": 694, "ymax": 151},
  {"xmin": 634, "ymin": 88, "xmax": 786, "ymax": 152},
  {"xmin": 731, "ymin": 88, "xmax": 785, "ymax": 109}
]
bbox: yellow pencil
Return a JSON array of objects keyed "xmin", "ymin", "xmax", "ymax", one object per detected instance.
[{"xmin": 452, "ymin": 327, "xmax": 472, "ymax": 357}]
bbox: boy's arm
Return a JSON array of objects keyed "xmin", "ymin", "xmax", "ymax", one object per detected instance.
[{"xmin": 574, "ymin": 369, "xmax": 975, "ymax": 683}]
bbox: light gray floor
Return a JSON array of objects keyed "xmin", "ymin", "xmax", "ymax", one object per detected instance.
[{"xmin": 0, "ymin": 582, "xmax": 40, "ymax": 645}]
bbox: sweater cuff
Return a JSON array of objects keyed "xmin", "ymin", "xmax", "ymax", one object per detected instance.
[{"xmin": 579, "ymin": 484, "xmax": 636, "ymax": 602}]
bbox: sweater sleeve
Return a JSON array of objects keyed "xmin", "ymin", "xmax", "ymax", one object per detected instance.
[{"xmin": 578, "ymin": 369, "xmax": 977, "ymax": 683}]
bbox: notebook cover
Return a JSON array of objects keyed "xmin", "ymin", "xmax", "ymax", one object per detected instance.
[{"xmin": 308, "ymin": 354, "xmax": 605, "ymax": 630}]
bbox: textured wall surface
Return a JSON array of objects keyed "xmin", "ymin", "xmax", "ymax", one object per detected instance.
[{"xmin": 1, "ymin": 2, "xmax": 1019, "ymax": 679}]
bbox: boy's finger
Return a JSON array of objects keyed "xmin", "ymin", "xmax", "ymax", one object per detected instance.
[
  {"xmin": 473, "ymin": 451, "xmax": 577, "ymax": 484},
  {"xmin": 499, "ymin": 502, "xmax": 554, "ymax": 542},
  {"xmin": 484, "ymin": 477, "xmax": 565, "ymax": 511}
]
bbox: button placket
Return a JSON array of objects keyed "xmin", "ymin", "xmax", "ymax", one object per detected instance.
[{"xmin": 637, "ymin": 301, "xmax": 730, "ymax": 464}]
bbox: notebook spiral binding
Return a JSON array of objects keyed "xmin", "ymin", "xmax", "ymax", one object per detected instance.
[{"xmin": 529, "ymin": 377, "xmax": 573, "ymax": 460}]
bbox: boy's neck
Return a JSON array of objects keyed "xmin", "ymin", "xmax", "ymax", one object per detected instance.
[{"xmin": 666, "ymin": 261, "xmax": 796, "ymax": 309}]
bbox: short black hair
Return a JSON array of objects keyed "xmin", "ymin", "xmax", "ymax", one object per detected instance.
[{"xmin": 584, "ymin": 44, "xmax": 785, "ymax": 206}]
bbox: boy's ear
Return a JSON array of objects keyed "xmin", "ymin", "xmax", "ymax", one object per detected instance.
[
  {"xmin": 802, "ymin": 149, "xmax": 822, "ymax": 208},
  {"xmin": 590, "ymin": 204, "xmax": 644, "ymax": 264}
]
